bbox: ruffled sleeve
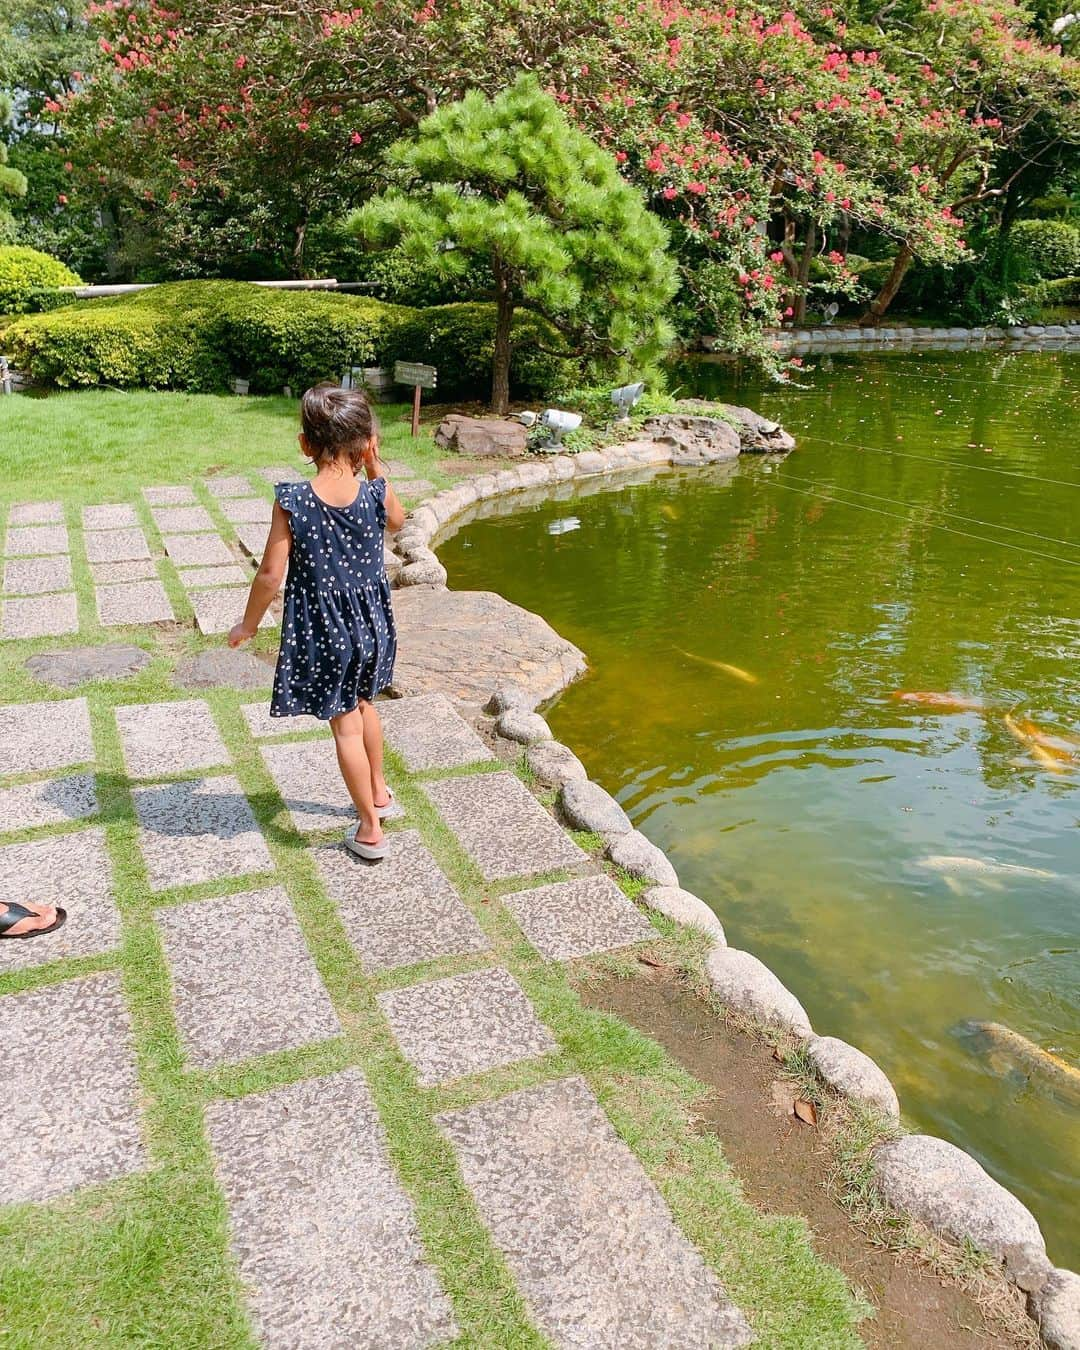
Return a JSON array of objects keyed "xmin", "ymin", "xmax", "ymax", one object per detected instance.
[
  {"xmin": 367, "ymin": 476, "xmax": 388, "ymax": 530},
  {"xmin": 274, "ymin": 482, "xmax": 304, "ymax": 514}
]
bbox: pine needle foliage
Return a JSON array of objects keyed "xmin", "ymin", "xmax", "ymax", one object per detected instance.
[{"xmin": 351, "ymin": 75, "xmax": 678, "ymax": 413}]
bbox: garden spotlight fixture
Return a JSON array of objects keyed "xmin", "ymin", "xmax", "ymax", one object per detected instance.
[{"xmin": 610, "ymin": 381, "xmax": 645, "ymax": 421}]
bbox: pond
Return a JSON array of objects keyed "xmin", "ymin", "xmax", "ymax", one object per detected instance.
[{"xmin": 440, "ymin": 348, "xmax": 1080, "ymax": 1267}]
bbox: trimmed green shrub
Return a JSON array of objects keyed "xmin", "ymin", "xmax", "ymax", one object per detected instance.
[
  {"xmin": 1026, "ymin": 275, "xmax": 1080, "ymax": 306},
  {"xmin": 381, "ymin": 302, "xmax": 575, "ymax": 401},
  {"xmin": 1, "ymin": 281, "xmax": 409, "ymax": 392},
  {"xmin": 0, "ymin": 245, "xmax": 81, "ymax": 316},
  {"xmin": 1010, "ymin": 220, "xmax": 1080, "ymax": 280}
]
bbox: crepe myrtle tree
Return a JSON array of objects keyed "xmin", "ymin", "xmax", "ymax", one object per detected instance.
[{"xmin": 351, "ymin": 76, "xmax": 678, "ymax": 414}]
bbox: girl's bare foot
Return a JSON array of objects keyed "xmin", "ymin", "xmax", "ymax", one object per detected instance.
[
  {"xmin": 372, "ymin": 775, "xmax": 391, "ymax": 810},
  {"xmin": 353, "ymin": 814, "xmax": 383, "ymax": 848}
]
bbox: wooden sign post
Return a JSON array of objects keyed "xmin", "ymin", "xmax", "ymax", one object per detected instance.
[{"xmin": 393, "ymin": 360, "xmax": 438, "ymax": 437}]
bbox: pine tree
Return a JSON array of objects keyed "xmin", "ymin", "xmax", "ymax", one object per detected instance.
[{"xmin": 352, "ymin": 75, "xmax": 677, "ymax": 414}]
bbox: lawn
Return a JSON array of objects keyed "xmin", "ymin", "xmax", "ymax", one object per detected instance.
[
  {"xmin": 1, "ymin": 389, "xmax": 450, "ymax": 502},
  {"xmin": 0, "ymin": 389, "xmax": 869, "ymax": 1347}
]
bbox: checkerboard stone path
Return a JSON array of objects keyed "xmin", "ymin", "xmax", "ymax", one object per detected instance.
[{"xmin": 1, "ymin": 685, "xmax": 752, "ymax": 1345}]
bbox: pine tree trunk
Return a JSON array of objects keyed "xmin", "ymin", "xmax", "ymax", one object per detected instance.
[
  {"xmin": 860, "ymin": 242, "xmax": 914, "ymax": 325},
  {"xmin": 292, "ymin": 219, "xmax": 308, "ymax": 277},
  {"xmin": 491, "ymin": 264, "xmax": 514, "ymax": 416}
]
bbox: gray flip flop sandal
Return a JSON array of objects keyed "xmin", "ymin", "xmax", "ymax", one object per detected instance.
[{"xmin": 344, "ymin": 828, "xmax": 388, "ymax": 861}]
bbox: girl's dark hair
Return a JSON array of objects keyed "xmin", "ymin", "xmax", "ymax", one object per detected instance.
[{"xmin": 300, "ymin": 383, "xmax": 380, "ymax": 474}]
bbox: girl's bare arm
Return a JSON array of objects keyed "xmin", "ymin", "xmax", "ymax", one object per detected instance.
[{"xmin": 229, "ymin": 502, "xmax": 292, "ymax": 646}]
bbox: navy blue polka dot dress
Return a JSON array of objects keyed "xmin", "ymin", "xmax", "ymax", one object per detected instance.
[{"xmin": 271, "ymin": 478, "xmax": 397, "ymax": 720}]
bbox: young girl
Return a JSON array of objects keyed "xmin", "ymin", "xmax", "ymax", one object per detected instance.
[{"xmin": 229, "ymin": 383, "xmax": 405, "ymax": 860}]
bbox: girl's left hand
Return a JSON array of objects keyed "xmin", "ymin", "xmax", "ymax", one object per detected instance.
[{"xmin": 228, "ymin": 622, "xmax": 256, "ymax": 648}]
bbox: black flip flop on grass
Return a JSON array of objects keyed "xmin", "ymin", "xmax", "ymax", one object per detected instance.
[{"xmin": 0, "ymin": 902, "xmax": 67, "ymax": 940}]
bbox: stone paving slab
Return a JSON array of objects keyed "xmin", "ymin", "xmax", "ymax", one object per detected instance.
[
  {"xmin": 2, "ymin": 972, "xmax": 147, "ymax": 1203},
  {"xmin": 222, "ymin": 497, "xmax": 272, "ymax": 524},
  {"xmin": 401, "ymin": 479, "xmax": 435, "ymax": 498},
  {"xmin": 261, "ymin": 739, "xmax": 386, "ymax": 834},
  {"xmin": 241, "ymin": 703, "xmax": 327, "ymax": 740},
  {"xmin": 316, "ymin": 830, "xmax": 487, "ymax": 972},
  {"xmin": 189, "ymin": 586, "xmax": 271, "ymax": 636},
  {"xmin": 144, "ymin": 485, "xmax": 197, "ymax": 506},
  {"xmin": 132, "ymin": 774, "xmax": 272, "ymax": 891},
  {"xmin": 0, "ymin": 828, "xmax": 119, "ymax": 973},
  {"xmin": 158, "ymin": 886, "xmax": 340, "ymax": 1069},
  {"xmin": 116, "ymin": 699, "xmax": 229, "ymax": 779},
  {"xmin": 83, "ymin": 503, "xmax": 139, "ymax": 530},
  {"xmin": 1, "ymin": 592, "xmax": 79, "ymax": 639},
  {"xmin": 84, "ymin": 527, "xmax": 150, "ymax": 563},
  {"xmin": 424, "ymin": 772, "xmax": 586, "ymax": 881},
  {"xmin": 3, "ymin": 556, "xmax": 73, "ymax": 595},
  {"xmin": 504, "ymin": 874, "xmax": 655, "ymax": 961},
  {"xmin": 0, "ymin": 696, "xmax": 93, "ymax": 776},
  {"xmin": 379, "ymin": 966, "xmax": 556, "ymax": 1086},
  {"xmin": 9, "ymin": 501, "xmax": 63, "ymax": 525},
  {"xmin": 205, "ymin": 1069, "xmax": 456, "ymax": 1348},
  {"xmin": 97, "ymin": 578, "xmax": 175, "ymax": 626},
  {"xmin": 151, "ymin": 505, "xmax": 216, "ymax": 533},
  {"xmin": 378, "ymin": 692, "xmax": 495, "ymax": 771},
  {"xmin": 176, "ymin": 563, "xmax": 249, "ymax": 588},
  {"xmin": 0, "ymin": 772, "xmax": 97, "ymax": 832},
  {"xmin": 233, "ymin": 521, "xmax": 270, "ymax": 556},
  {"xmin": 205, "ymin": 475, "xmax": 253, "ymax": 498},
  {"xmin": 256, "ymin": 464, "xmax": 307, "ymax": 484},
  {"xmin": 5, "ymin": 524, "xmax": 69, "ymax": 556},
  {"xmin": 439, "ymin": 1076, "xmax": 752, "ymax": 1349},
  {"xmin": 90, "ymin": 558, "xmax": 159, "ymax": 584},
  {"xmin": 162, "ymin": 532, "xmax": 235, "ymax": 567}
]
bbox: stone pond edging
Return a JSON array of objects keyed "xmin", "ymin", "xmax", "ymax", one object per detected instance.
[
  {"xmin": 760, "ymin": 320, "xmax": 1080, "ymax": 354},
  {"xmin": 389, "ymin": 430, "xmax": 1079, "ymax": 1348}
]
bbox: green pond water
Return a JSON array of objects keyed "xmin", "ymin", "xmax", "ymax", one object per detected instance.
[{"xmin": 440, "ymin": 349, "xmax": 1080, "ymax": 1266}]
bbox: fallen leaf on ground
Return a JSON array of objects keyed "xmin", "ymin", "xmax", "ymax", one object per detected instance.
[{"xmin": 793, "ymin": 1098, "xmax": 818, "ymax": 1125}]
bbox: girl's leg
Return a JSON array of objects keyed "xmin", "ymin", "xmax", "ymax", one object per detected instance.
[
  {"xmin": 330, "ymin": 707, "xmax": 382, "ymax": 845},
  {"xmin": 359, "ymin": 700, "xmax": 390, "ymax": 807}
]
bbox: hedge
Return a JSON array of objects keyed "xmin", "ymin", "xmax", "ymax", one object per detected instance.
[
  {"xmin": 381, "ymin": 302, "xmax": 573, "ymax": 401},
  {"xmin": 1010, "ymin": 220, "xmax": 1080, "ymax": 281},
  {"xmin": 0, "ymin": 282, "xmax": 574, "ymax": 399},
  {"xmin": 1, "ymin": 281, "xmax": 409, "ymax": 392},
  {"xmin": 0, "ymin": 245, "xmax": 81, "ymax": 316}
]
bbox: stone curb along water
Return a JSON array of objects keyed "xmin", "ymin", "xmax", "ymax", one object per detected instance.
[{"xmin": 393, "ymin": 424, "xmax": 1079, "ymax": 1346}]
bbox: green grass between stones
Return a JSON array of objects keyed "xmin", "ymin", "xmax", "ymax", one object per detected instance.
[{"xmin": 0, "ymin": 391, "xmax": 868, "ymax": 1348}]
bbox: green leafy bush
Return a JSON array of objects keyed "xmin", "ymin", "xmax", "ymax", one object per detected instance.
[
  {"xmin": 1009, "ymin": 220, "xmax": 1080, "ymax": 280},
  {"xmin": 1025, "ymin": 275, "xmax": 1080, "ymax": 306},
  {"xmin": 0, "ymin": 245, "xmax": 81, "ymax": 316},
  {"xmin": 1, "ymin": 281, "xmax": 409, "ymax": 391},
  {"xmin": 381, "ymin": 302, "xmax": 574, "ymax": 400}
]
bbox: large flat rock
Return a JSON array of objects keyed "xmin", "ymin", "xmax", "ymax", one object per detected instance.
[
  {"xmin": 205, "ymin": 1069, "xmax": 456, "ymax": 1347},
  {"xmin": 116, "ymin": 699, "xmax": 229, "ymax": 779},
  {"xmin": 504, "ymin": 874, "xmax": 654, "ymax": 961},
  {"xmin": 392, "ymin": 587, "xmax": 586, "ymax": 706},
  {"xmin": 438, "ymin": 1076, "xmax": 752, "ymax": 1348}
]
